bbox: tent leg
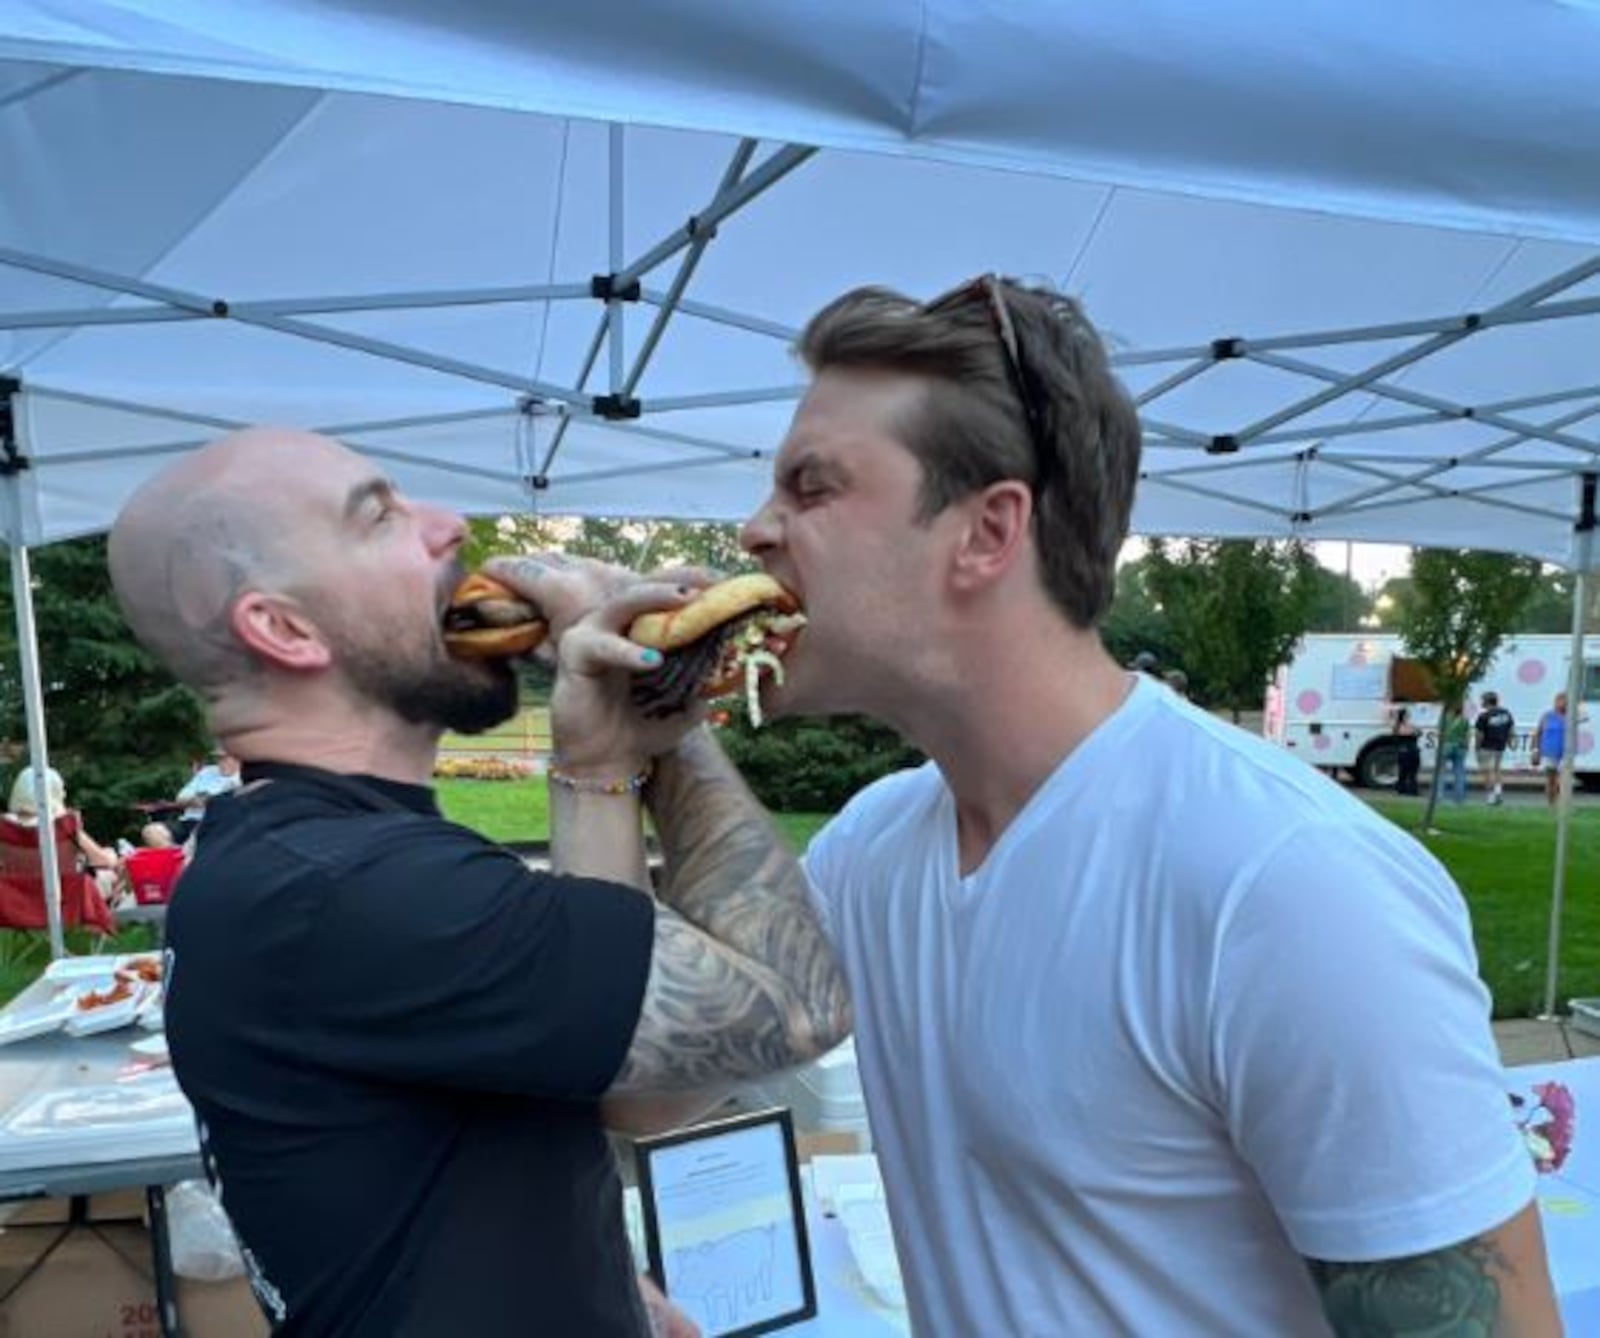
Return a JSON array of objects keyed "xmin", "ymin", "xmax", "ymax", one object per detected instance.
[
  {"xmin": 10, "ymin": 544, "xmax": 66, "ymax": 959},
  {"xmin": 1542, "ymin": 495, "xmax": 1595, "ymax": 1018}
]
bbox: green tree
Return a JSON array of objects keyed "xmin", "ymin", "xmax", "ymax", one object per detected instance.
[
  {"xmin": 1514, "ymin": 569, "xmax": 1600, "ymax": 634},
  {"xmin": 464, "ymin": 515, "xmax": 752, "ymax": 577},
  {"xmin": 1302, "ymin": 563, "xmax": 1371, "ymax": 632},
  {"xmin": 1144, "ymin": 539, "xmax": 1318, "ymax": 719},
  {"xmin": 1100, "ymin": 558, "xmax": 1179, "ymax": 670},
  {"xmin": 1371, "ymin": 576, "xmax": 1412, "ymax": 629},
  {"xmin": 0, "ymin": 538, "xmax": 210, "ymax": 841},
  {"xmin": 1397, "ymin": 548, "xmax": 1543, "ymax": 829}
]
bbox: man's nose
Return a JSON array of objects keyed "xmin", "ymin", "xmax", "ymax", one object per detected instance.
[
  {"xmin": 421, "ymin": 503, "xmax": 467, "ymax": 555},
  {"xmin": 739, "ymin": 497, "xmax": 779, "ymax": 555}
]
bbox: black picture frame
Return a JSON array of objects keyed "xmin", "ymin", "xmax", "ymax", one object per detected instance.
[{"xmin": 634, "ymin": 1107, "xmax": 817, "ymax": 1337}]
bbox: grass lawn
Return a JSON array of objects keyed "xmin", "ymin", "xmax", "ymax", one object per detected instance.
[
  {"xmin": 0, "ymin": 923, "xmax": 163, "ymax": 1010},
  {"xmin": 435, "ymin": 777, "xmax": 550, "ymax": 844},
  {"xmin": 433, "ymin": 780, "xmax": 1597, "ymax": 1018},
  {"xmin": 6, "ymin": 783, "xmax": 1579, "ymax": 1019},
  {"xmin": 434, "ymin": 779, "xmax": 832, "ymax": 856},
  {"xmin": 1367, "ymin": 796, "xmax": 1600, "ymax": 1019}
]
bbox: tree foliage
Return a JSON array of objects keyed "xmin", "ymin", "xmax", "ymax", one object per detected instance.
[
  {"xmin": 0, "ymin": 538, "xmax": 210, "ymax": 841},
  {"xmin": 1397, "ymin": 548, "xmax": 1543, "ymax": 828},
  {"xmin": 1396, "ymin": 549, "xmax": 1544, "ymax": 712},
  {"xmin": 1514, "ymin": 569, "xmax": 1600, "ymax": 634},
  {"xmin": 718, "ymin": 712, "xmax": 923, "ymax": 812},
  {"xmin": 1099, "ymin": 558, "xmax": 1181, "ymax": 671},
  {"xmin": 1143, "ymin": 539, "xmax": 1319, "ymax": 718},
  {"xmin": 1302, "ymin": 563, "xmax": 1371, "ymax": 632},
  {"xmin": 464, "ymin": 515, "xmax": 753, "ymax": 577}
]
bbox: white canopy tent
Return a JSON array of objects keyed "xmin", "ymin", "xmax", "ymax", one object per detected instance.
[{"xmin": 3, "ymin": 0, "xmax": 1600, "ymax": 992}]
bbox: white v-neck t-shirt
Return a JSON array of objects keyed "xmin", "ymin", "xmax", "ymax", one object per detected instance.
[{"xmin": 803, "ymin": 675, "xmax": 1531, "ymax": 1336}]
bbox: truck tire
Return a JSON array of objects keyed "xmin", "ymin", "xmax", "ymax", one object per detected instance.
[
  {"xmin": 1579, "ymin": 773, "xmax": 1600, "ymax": 794},
  {"xmin": 1355, "ymin": 740, "xmax": 1401, "ymax": 790}
]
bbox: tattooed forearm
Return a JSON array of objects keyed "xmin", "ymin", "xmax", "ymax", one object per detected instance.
[
  {"xmin": 611, "ymin": 913, "xmax": 831, "ymax": 1092},
  {"xmin": 635, "ymin": 728, "xmax": 851, "ymax": 1071},
  {"xmin": 1307, "ymin": 1238, "xmax": 1512, "ymax": 1336}
]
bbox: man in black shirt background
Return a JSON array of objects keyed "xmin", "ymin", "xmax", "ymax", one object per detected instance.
[
  {"xmin": 108, "ymin": 428, "xmax": 851, "ymax": 1337},
  {"xmin": 1474, "ymin": 690, "xmax": 1516, "ymax": 806}
]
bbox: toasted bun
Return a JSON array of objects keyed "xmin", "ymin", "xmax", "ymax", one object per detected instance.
[
  {"xmin": 449, "ymin": 572, "xmax": 517, "ymax": 608},
  {"xmin": 442, "ymin": 623, "xmax": 549, "ymax": 660},
  {"xmin": 443, "ymin": 572, "xmax": 549, "ymax": 660},
  {"xmin": 628, "ymin": 574, "xmax": 798, "ymax": 651}
]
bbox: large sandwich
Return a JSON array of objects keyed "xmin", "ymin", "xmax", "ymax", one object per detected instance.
[
  {"xmin": 628, "ymin": 573, "xmax": 805, "ymax": 727},
  {"xmin": 442, "ymin": 573, "xmax": 549, "ymax": 660}
]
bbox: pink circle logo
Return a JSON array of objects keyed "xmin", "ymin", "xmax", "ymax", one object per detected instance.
[
  {"xmin": 1312, "ymin": 734, "xmax": 1331, "ymax": 752},
  {"xmin": 1518, "ymin": 660, "xmax": 1547, "ymax": 685},
  {"xmin": 1296, "ymin": 689, "xmax": 1323, "ymax": 714}
]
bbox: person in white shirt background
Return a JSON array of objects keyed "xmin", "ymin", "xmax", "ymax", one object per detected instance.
[{"xmin": 142, "ymin": 749, "xmax": 242, "ymax": 847}]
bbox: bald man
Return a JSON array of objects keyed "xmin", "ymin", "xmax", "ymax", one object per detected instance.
[{"xmin": 109, "ymin": 429, "xmax": 849, "ymax": 1338}]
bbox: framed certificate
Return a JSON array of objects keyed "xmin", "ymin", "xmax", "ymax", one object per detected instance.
[{"xmin": 634, "ymin": 1107, "xmax": 818, "ymax": 1337}]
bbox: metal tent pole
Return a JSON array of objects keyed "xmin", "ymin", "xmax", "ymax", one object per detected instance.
[
  {"xmin": 1543, "ymin": 472, "xmax": 1598, "ymax": 1018},
  {"xmin": 0, "ymin": 380, "xmax": 65, "ymax": 958},
  {"xmin": 10, "ymin": 545, "xmax": 66, "ymax": 959}
]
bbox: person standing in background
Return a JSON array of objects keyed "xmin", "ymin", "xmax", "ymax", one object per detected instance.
[
  {"xmin": 1473, "ymin": 691, "xmax": 1515, "ymax": 806},
  {"xmin": 1393, "ymin": 707, "xmax": 1421, "ymax": 796},
  {"xmin": 1532, "ymin": 692, "xmax": 1570, "ymax": 808},
  {"xmin": 1441, "ymin": 710, "xmax": 1469, "ymax": 805}
]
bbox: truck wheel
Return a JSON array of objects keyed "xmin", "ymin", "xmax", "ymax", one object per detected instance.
[
  {"xmin": 1579, "ymin": 773, "xmax": 1600, "ymax": 794},
  {"xmin": 1355, "ymin": 741, "xmax": 1401, "ymax": 790}
]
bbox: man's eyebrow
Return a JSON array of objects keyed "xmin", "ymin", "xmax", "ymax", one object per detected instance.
[{"xmin": 343, "ymin": 477, "xmax": 396, "ymax": 521}]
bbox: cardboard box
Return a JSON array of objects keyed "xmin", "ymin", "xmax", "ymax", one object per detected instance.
[
  {"xmin": 1, "ymin": 1187, "xmax": 149, "ymax": 1228},
  {"xmin": 0, "ymin": 1220, "xmax": 266, "ymax": 1337},
  {"xmin": 797, "ymin": 1130, "xmax": 862, "ymax": 1160}
]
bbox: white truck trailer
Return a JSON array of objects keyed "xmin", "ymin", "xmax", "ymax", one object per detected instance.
[{"xmin": 1264, "ymin": 632, "xmax": 1600, "ymax": 790}]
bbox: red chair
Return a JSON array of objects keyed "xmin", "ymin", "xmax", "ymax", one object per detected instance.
[
  {"xmin": 0, "ymin": 812, "xmax": 117, "ymax": 939},
  {"xmin": 124, "ymin": 847, "xmax": 186, "ymax": 906}
]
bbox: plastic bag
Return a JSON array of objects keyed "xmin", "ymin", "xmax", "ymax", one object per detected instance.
[{"xmin": 166, "ymin": 1179, "xmax": 245, "ymax": 1281}]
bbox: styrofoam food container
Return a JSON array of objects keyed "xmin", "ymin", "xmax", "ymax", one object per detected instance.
[{"xmin": 64, "ymin": 980, "xmax": 152, "ymax": 1037}]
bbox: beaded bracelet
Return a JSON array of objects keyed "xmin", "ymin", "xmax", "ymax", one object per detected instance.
[{"xmin": 546, "ymin": 763, "xmax": 652, "ymax": 796}]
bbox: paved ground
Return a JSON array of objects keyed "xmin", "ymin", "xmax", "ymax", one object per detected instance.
[{"xmin": 1496, "ymin": 1017, "xmax": 1600, "ymax": 1067}]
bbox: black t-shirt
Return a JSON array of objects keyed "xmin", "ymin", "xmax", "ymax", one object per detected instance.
[
  {"xmin": 165, "ymin": 762, "xmax": 657, "ymax": 1337},
  {"xmin": 1476, "ymin": 707, "xmax": 1515, "ymax": 751}
]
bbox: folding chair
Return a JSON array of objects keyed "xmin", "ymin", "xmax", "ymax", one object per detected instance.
[{"xmin": 0, "ymin": 813, "xmax": 118, "ymax": 966}]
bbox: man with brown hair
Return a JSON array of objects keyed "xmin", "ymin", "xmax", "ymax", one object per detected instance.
[
  {"xmin": 107, "ymin": 428, "xmax": 848, "ymax": 1337},
  {"xmin": 737, "ymin": 277, "xmax": 1558, "ymax": 1335}
]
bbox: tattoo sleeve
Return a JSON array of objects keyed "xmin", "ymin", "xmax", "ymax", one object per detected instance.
[
  {"xmin": 1307, "ymin": 1237, "xmax": 1513, "ymax": 1335},
  {"xmin": 607, "ymin": 728, "xmax": 852, "ymax": 1093}
]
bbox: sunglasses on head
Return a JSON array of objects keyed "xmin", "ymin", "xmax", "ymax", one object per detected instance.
[{"xmin": 924, "ymin": 274, "xmax": 1054, "ymax": 496}]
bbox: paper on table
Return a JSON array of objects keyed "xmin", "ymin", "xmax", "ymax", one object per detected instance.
[
  {"xmin": 809, "ymin": 1157, "xmax": 907, "ymax": 1313},
  {"xmin": 809, "ymin": 1154, "xmax": 883, "ymax": 1217},
  {"xmin": 836, "ymin": 1183, "xmax": 905, "ymax": 1312},
  {"xmin": 4, "ymin": 1072, "xmax": 190, "ymax": 1136}
]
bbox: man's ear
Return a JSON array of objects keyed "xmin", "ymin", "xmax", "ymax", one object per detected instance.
[
  {"xmin": 950, "ymin": 480, "xmax": 1033, "ymax": 592},
  {"xmin": 230, "ymin": 592, "xmax": 332, "ymax": 671}
]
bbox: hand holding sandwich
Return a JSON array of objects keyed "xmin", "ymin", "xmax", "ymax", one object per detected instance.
[
  {"xmin": 446, "ymin": 556, "xmax": 804, "ymax": 735},
  {"xmin": 549, "ymin": 581, "xmax": 708, "ymax": 773},
  {"xmin": 482, "ymin": 553, "xmax": 716, "ymax": 653}
]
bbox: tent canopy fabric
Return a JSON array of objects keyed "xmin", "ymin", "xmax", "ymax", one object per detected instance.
[{"xmin": 5, "ymin": 1, "xmax": 1600, "ymax": 563}]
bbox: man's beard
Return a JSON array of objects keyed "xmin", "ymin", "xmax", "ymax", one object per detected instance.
[{"xmin": 339, "ymin": 633, "xmax": 519, "ymax": 736}]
